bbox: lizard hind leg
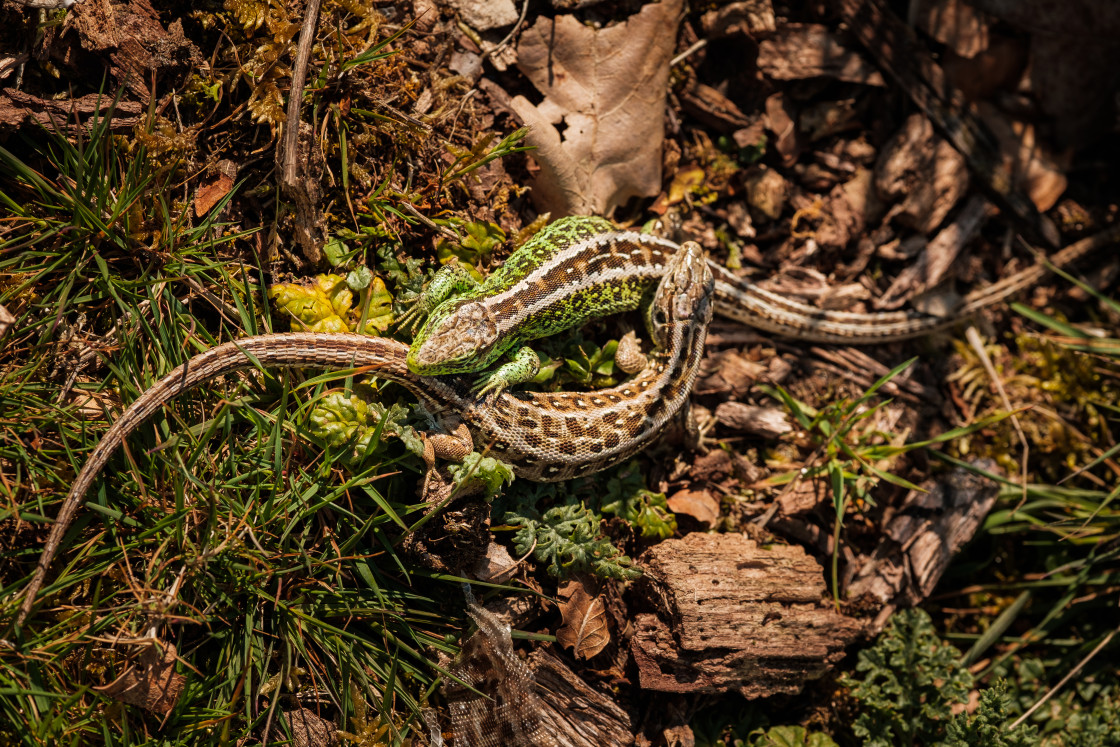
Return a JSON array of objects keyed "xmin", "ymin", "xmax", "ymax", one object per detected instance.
[
  {"xmin": 419, "ymin": 418, "xmax": 474, "ymax": 504},
  {"xmin": 614, "ymin": 329, "xmax": 648, "ymax": 374}
]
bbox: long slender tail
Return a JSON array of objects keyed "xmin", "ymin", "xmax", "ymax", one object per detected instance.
[
  {"xmin": 708, "ymin": 225, "xmax": 1118, "ymax": 342},
  {"xmin": 15, "ymin": 333, "xmax": 415, "ymax": 630}
]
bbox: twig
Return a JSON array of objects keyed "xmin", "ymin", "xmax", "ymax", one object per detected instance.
[
  {"xmin": 964, "ymin": 325, "xmax": 1029, "ymax": 512},
  {"xmin": 670, "ymin": 39, "xmax": 708, "ymax": 68},
  {"xmin": 487, "ymin": 0, "xmax": 530, "ymax": 60},
  {"xmin": 279, "ymin": 0, "xmax": 324, "ymax": 190},
  {"xmin": 1010, "ymin": 626, "xmax": 1118, "ymax": 730}
]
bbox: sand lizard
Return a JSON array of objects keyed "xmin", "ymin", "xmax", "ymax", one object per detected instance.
[
  {"xmin": 14, "ymin": 218, "xmax": 1115, "ymax": 628},
  {"xmin": 15, "ymin": 242, "xmax": 713, "ymax": 628},
  {"xmin": 403, "ymin": 216, "xmax": 1118, "ymax": 397}
]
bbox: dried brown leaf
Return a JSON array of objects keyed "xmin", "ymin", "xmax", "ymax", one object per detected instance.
[
  {"xmin": 510, "ymin": 0, "xmax": 685, "ymax": 216},
  {"xmin": 470, "ymin": 542, "xmax": 519, "ymax": 584},
  {"xmin": 194, "ymin": 162, "xmax": 236, "ymax": 217},
  {"xmin": 666, "ymin": 489, "xmax": 720, "ymax": 528},
  {"xmin": 97, "ymin": 642, "xmax": 185, "ymax": 717},
  {"xmin": 757, "ymin": 24, "xmax": 885, "ymax": 86},
  {"xmin": 556, "ymin": 579, "xmax": 610, "ymax": 660}
]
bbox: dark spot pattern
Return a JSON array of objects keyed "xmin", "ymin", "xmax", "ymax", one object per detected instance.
[{"xmin": 541, "ymin": 417, "xmax": 563, "ymax": 438}]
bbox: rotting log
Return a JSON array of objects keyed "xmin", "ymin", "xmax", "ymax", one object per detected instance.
[{"xmin": 530, "ymin": 648, "xmax": 635, "ymax": 747}]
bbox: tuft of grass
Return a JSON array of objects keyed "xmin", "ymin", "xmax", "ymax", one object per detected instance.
[
  {"xmin": 925, "ymin": 274, "xmax": 1120, "ymax": 741},
  {"xmin": 761, "ymin": 359, "xmax": 1013, "ymax": 604},
  {"xmin": 0, "ymin": 110, "xmax": 461, "ymax": 745}
]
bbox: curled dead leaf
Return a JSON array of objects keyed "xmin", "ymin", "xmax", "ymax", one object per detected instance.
[
  {"xmin": 470, "ymin": 542, "xmax": 519, "ymax": 584},
  {"xmin": 194, "ymin": 160, "xmax": 237, "ymax": 217},
  {"xmin": 667, "ymin": 489, "xmax": 721, "ymax": 528},
  {"xmin": 96, "ymin": 642, "xmax": 185, "ymax": 717},
  {"xmin": 556, "ymin": 579, "xmax": 610, "ymax": 660}
]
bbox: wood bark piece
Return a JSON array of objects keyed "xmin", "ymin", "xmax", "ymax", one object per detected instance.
[
  {"xmin": 528, "ymin": 648, "xmax": 634, "ymax": 747},
  {"xmin": 757, "ymin": 24, "xmax": 885, "ymax": 86},
  {"xmin": 875, "ymin": 113, "xmax": 969, "ymax": 235},
  {"xmin": 44, "ymin": 0, "xmax": 201, "ymax": 102},
  {"xmin": 631, "ymin": 533, "xmax": 863, "ymax": 698},
  {"xmin": 0, "ymin": 89, "xmax": 142, "ymax": 132},
  {"xmin": 876, "ymin": 193, "xmax": 991, "ymax": 310},
  {"xmin": 847, "ymin": 460, "xmax": 1001, "ymax": 633},
  {"xmin": 713, "ymin": 401, "xmax": 791, "ymax": 438}
]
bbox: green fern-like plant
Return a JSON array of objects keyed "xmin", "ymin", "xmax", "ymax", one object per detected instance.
[
  {"xmin": 507, "ymin": 503, "xmax": 640, "ymax": 581},
  {"xmin": 843, "ymin": 608, "xmax": 1038, "ymax": 746}
]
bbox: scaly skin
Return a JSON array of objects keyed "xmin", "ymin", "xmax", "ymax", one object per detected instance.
[
  {"xmin": 406, "ymin": 216, "xmax": 651, "ymax": 395},
  {"xmin": 404, "ymin": 217, "xmax": 1119, "ymax": 397},
  {"xmin": 14, "ymin": 241, "xmax": 714, "ymax": 630}
]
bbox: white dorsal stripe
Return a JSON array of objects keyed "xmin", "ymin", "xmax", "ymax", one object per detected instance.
[{"xmin": 483, "ymin": 231, "xmax": 678, "ymax": 332}]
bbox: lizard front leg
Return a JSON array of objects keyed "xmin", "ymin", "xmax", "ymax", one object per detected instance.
[
  {"xmin": 470, "ymin": 346, "xmax": 541, "ymax": 400},
  {"xmin": 396, "ymin": 264, "xmax": 479, "ymax": 333}
]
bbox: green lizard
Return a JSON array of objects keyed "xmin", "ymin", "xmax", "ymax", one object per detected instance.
[
  {"xmin": 399, "ymin": 215, "xmax": 645, "ymax": 397},
  {"xmin": 400, "ymin": 215, "xmax": 1115, "ymax": 399}
]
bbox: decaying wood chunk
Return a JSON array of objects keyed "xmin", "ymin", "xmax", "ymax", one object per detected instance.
[
  {"xmin": 0, "ymin": 89, "xmax": 142, "ymax": 133},
  {"xmin": 875, "ymin": 113, "xmax": 969, "ymax": 235},
  {"xmin": 43, "ymin": 0, "xmax": 201, "ymax": 102},
  {"xmin": 631, "ymin": 533, "xmax": 863, "ymax": 698},
  {"xmin": 713, "ymin": 401, "xmax": 791, "ymax": 439},
  {"xmin": 847, "ymin": 460, "xmax": 1001, "ymax": 632},
  {"xmin": 529, "ymin": 648, "xmax": 634, "ymax": 747}
]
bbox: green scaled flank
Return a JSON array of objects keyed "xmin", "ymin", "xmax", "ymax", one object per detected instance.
[{"xmin": 404, "ymin": 215, "xmax": 669, "ymax": 398}]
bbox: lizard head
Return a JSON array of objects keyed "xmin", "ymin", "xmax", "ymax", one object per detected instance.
[{"xmin": 407, "ymin": 301, "xmax": 501, "ymax": 374}]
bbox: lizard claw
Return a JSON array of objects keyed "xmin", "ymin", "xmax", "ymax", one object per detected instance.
[
  {"xmin": 393, "ymin": 298, "xmax": 429, "ymax": 334},
  {"xmin": 471, "ymin": 372, "xmax": 508, "ymax": 402}
]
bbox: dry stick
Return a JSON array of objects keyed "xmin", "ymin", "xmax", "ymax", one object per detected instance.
[
  {"xmin": 279, "ymin": 0, "xmax": 323, "ymax": 191},
  {"xmin": 1010, "ymin": 626, "xmax": 1118, "ymax": 730},
  {"xmin": 964, "ymin": 325, "xmax": 1030, "ymax": 511}
]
